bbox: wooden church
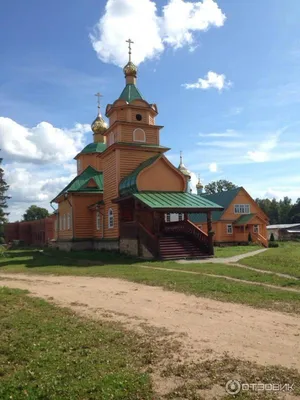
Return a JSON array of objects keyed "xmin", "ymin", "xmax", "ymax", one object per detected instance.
[{"xmin": 51, "ymin": 41, "xmax": 223, "ymax": 259}]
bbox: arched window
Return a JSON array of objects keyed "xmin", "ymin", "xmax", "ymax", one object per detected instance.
[
  {"xmin": 133, "ymin": 128, "xmax": 146, "ymax": 142},
  {"xmin": 77, "ymin": 159, "xmax": 82, "ymax": 174},
  {"xmin": 96, "ymin": 211, "xmax": 101, "ymax": 231},
  {"xmin": 108, "ymin": 208, "xmax": 114, "ymax": 229},
  {"xmin": 63, "ymin": 215, "xmax": 66, "ymax": 231}
]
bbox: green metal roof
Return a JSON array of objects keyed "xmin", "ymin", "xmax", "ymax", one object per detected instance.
[
  {"xmin": 234, "ymin": 213, "xmax": 255, "ymax": 225},
  {"xmin": 119, "ymin": 155, "xmax": 160, "ymax": 196},
  {"xmin": 80, "ymin": 142, "xmax": 107, "ymax": 154},
  {"xmin": 189, "ymin": 187, "xmax": 241, "ymax": 224},
  {"xmin": 119, "ymin": 84, "xmax": 143, "ymax": 103},
  {"xmin": 133, "ymin": 192, "xmax": 223, "ymax": 211},
  {"xmin": 117, "ymin": 142, "xmax": 169, "ymax": 150},
  {"xmin": 52, "ymin": 166, "xmax": 103, "ymax": 202}
]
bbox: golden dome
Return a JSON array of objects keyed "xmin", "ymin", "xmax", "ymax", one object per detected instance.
[
  {"xmin": 196, "ymin": 176, "xmax": 203, "ymax": 189},
  {"xmin": 178, "ymin": 152, "xmax": 191, "ymax": 177},
  {"xmin": 91, "ymin": 114, "xmax": 108, "ymax": 135},
  {"xmin": 123, "ymin": 61, "xmax": 138, "ymax": 78}
]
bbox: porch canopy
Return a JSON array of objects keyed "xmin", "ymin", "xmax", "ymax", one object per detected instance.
[
  {"xmin": 115, "ymin": 191, "xmax": 223, "ymax": 213},
  {"xmin": 233, "ymin": 213, "xmax": 264, "ymax": 225}
]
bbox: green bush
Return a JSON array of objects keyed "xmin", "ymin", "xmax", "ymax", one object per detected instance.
[
  {"xmin": 270, "ymin": 233, "xmax": 275, "ymax": 242},
  {"xmin": 0, "ymin": 237, "xmax": 5, "ymax": 245},
  {"xmin": 268, "ymin": 242, "xmax": 279, "ymax": 248},
  {"xmin": 248, "ymin": 232, "xmax": 252, "ymax": 242}
]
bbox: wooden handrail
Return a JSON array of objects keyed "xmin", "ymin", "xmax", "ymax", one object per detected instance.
[
  {"xmin": 163, "ymin": 220, "xmax": 209, "ymax": 252},
  {"xmin": 253, "ymin": 232, "xmax": 268, "ymax": 248},
  {"xmin": 138, "ymin": 222, "xmax": 159, "ymax": 258}
]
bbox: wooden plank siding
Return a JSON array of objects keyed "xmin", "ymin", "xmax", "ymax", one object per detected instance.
[
  {"xmin": 119, "ymin": 125, "xmax": 159, "ymax": 145},
  {"xmin": 119, "ymin": 149, "xmax": 160, "ymax": 181},
  {"xmin": 73, "ymin": 194, "xmax": 101, "ymax": 239},
  {"xmin": 103, "ymin": 150, "xmax": 119, "ymax": 238},
  {"xmin": 57, "ymin": 198, "xmax": 73, "ymax": 240}
]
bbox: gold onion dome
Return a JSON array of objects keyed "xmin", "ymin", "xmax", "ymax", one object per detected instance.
[
  {"xmin": 178, "ymin": 152, "xmax": 191, "ymax": 177},
  {"xmin": 196, "ymin": 177, "xmax": 203, "ymax": 189},
  {"xmin": 91, "ymin": 113, "xmax": 108, "ymax": 135},
  {"xmin": 123, "ymin": 61, "xmax": 138, "ymax": 77}
]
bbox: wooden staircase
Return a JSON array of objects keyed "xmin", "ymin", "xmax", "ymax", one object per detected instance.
[{"xmin": 159, "ymin": 235, "xmax": 210, "ymax": 260}]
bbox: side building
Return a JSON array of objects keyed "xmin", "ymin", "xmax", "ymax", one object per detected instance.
[{"xmin": 189, "ymin": 187, "xmax": 269, "ymax": 247}]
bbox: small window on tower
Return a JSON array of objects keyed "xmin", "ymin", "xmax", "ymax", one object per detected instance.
[{"xmin": 136, "ymin": 114, "xmax": 142, "ymax": 121}]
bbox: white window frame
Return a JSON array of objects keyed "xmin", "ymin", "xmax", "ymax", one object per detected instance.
[
  {"xmin": 165, "ymin": 213, "xmax": 171, "ymax": 223},
  {"xmin": 234, "ymin": 204, "xmax": 250, "ymax": 214},
  {"xmin": 96, "ymin": 211, "xmax": 101, "ymax": 231},
  {"xmin": 133, "ymin": 128, "xmax": 146, "ymax": 142},
  {"xmin": 67, "ymin": 213, "xmax": 71, "ymax": 230},
  {"xmin": 227, "ymin": 224, "xmax": 233, "ymax": 234},
  {"xmin": 108, "ymin": 208, "xmax": 114, "ymax": 229},
  {"xmin": 178, "ymin": 213, "xmax": 184, "ymax": 221},
  {"xmin": 253, "ymin": 224, "xmax": 259, "ymax": 233}
]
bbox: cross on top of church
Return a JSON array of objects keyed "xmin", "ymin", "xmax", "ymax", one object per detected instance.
[
  {"xmin": 126, "ymin": 38, "xmax": 134, "ymax": 62},
  {"xmin": 95, "ymin": 92, "xmax": 103, "ymax": 115}
]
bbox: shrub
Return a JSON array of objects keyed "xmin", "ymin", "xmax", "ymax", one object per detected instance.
[
  {"xmin": 248, "ymin": 232, "xmax": 252, "ymax": 242},
  {"xmin": 0, "ymin": 237, "xmax": 5, "ymax": 245},
  {"xmin": 268, "ymin": 242, "xmax": 279, "ymax": 248},
  {"xmin": 270, "ymin": 233, "xmax": 275, "ymax": 242}
]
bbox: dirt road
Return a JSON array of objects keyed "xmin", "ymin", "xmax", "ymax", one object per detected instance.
[{"xmin": 1, "ymin": 272, "xmax": 300, "ymax": 371}]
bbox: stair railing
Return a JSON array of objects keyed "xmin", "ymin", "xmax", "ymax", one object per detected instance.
[
  {"xmin": 138, "ymin": 222, "xmax": 160, "ymax": 258},
  {"xmin": 163, "ymin": 220, "xmax": 209, "ymax": 252}
]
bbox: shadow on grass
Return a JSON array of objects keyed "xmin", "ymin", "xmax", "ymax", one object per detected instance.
[{"xmin": 0, "ymin": 248, "xmax": 142, "ymax": 269}]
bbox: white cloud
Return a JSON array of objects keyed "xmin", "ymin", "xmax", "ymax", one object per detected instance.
[
  {"xmin": 0, "ymin": 117, "xmax": 90, "ymax": 164},
  {"xmin": 199, "ymin": 129, "xmax": 240, "ymax": 138},
  {"xmin": 162, "ymin": 0, "xmax": 225, "ymax": 49},
  {"xmin": 183, "ymin": 71, "xmax": 232, "ymax": 91},
  {"xmin": 246, "ymin": 129, "xmax": 283, "ymax": 163},
  {"xmin": 209, "ymin": 162, "xmax": 218, "ymax": 172},
  {"xmin": 90, "ymin": 0, "xmax": 225, "ymax": 67}
]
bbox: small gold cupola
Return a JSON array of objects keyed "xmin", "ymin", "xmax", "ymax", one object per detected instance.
[
  {"xmin": 196, "ymin": 174, "xmax": 204, "ymax": 196},
  {"xmin": 123, "ymin": 39, "xmax": 138, "ymax": 85},
  {"xmin": 91, "ymin": 92, "xmax": 107, "ymax": 143}
]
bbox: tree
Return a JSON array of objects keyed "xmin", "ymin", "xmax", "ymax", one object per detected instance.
[
  {"xmin": 204, "ymin": 180, "xmax": 238, "ymax": 195},
  {"xmin": 0, "ymin": 154, "xmax": 10, "ymax": 226},
  {"xmin": 23, "ymin": 205, "xmax": 50, "ymax": 221}
]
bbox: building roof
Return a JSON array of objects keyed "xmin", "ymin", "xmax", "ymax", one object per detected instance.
[
  {"xmin": 51, "ymin": 166, "xmax": 103, "ymax": 202},
  {"xmin": 267, "ymin": 223, "xmax": 300, "ymax": 229},
  {"xmin": 119, "ymin": 84, "xmax": 143, "ymax": 103},
  {"xmin": 119, "ymin": 155, "xmax": 160, "ymax": 196},
  {"xmin": 234, "ymin": 213, "xmax": 256, "ymax": 225},
  {"xmin": 80, "ymin": 142, "xmax": 107, "ymax": 154},
  {"xmin": 189, "ymin": 187, "xmax": 241, "ymax": 223},
  {"xmin": 133, "ymin": 192, "xmax": 223, "ymax": 212}
]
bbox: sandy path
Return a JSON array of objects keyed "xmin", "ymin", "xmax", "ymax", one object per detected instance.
[{"xmin": 1, "ymin": 272, "xmax": 300, "ymax": 372}]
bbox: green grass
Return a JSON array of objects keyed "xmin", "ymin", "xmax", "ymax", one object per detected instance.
[
  {"xmin": 145, "ymin": 261, "xmax": 300, "ymax": 288},
  {"xmin": 1, "ymin": 249, "xmax": 300, "ymax": 315},
  {"xmin": 0, "ymin": 286, "xmax": 156, "ymax": 400},
  {"xmin": 214, "ymin": 245, "xmax": 260, "ymax": 258},
  {"xmin": 1, "ymin": 287, "xmax": 300, "ymax": 400},
  {"xmin": 241, "ymin": 242, "xmax": 300, "ymax": 278}
]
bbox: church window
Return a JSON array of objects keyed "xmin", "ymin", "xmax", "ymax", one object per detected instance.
[
  {"xmin": 178, "ymin": 213, "xmax": 184, "ymax": 221},
  {"xmin": 136, "ymin": 114, "xmax": 142, "ymax": 121},
  {"xmin": 165, "ymin": 213, "xmax": 171, "ymax": 223},
  {"xmin": 96, "ymin": 212, "xmax": 101, "ymax": 231},
  {"xmin": 63, "ymin": 215, "xmax": 66, "ymax": 231},
  {"xmin": 133, "ymin": 128, "xmax": 146, "ymax": 142},
  {"xmin": 77, "ymin": 159, "xmax": 81, "ymax": 174},
  {"xmin": 108, "ymin": 208, "xmax": 114, "ymax": 229},
  {"xmin": 67, "ymin": 213, "xmax": 71, "ymax": 230}
]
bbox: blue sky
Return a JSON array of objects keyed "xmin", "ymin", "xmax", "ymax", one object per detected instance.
[{"xmin": 1, "ymin": 0, "xmax": 300, "ymax": 221}]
